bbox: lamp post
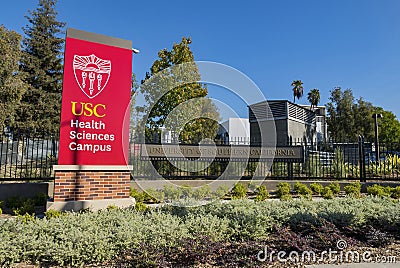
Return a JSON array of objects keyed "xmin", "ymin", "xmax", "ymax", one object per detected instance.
[{"xmin": 372, "ymin": 113, "xmax": 383, "ymax": 162}]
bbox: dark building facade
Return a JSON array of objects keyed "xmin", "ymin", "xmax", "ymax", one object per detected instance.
[{"xmin": 249, "ymin": 100, "xmax": 326, "ymax": 145}]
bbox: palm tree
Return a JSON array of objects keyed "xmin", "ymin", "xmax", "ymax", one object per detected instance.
[
  {"xmin": 291, "ymin": 80, "xmax": 304, "ymax": 103},
  {"xmin": 307, "ymin": 88, "xmax": 320, "ymax": 110}
]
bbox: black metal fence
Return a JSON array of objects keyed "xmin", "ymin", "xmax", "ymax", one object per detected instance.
[
  {"xmin": 0, "ymin": 130, "xmax": 58, "ymax": 181},
  {"xmin": 1, "ymin": 130, "xmax": 399, "ymax": 181},
  {"xmin": 130, "ymin": 136, "xmax": 400, "ymax": 181}
]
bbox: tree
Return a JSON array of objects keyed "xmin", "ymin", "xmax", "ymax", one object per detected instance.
[
  {"xmin": 326, "ymin": 87, "xmax": 400, "ymax": 142},
  {"xmin": 138, "ymin": 37, "xmax": 220, "ymax": 143},
  {"xmin": 353, "ymin": 97, "xmax": 374, "ymax": 140},
  {"xmin": 307, "ymin": 88, "xmax": 320, "ymax": 109},
  {"xmin": 291, "ymin": 80, "xmax": 304, "ymax": 103},
  {"xmin": 0, "ymin": 26, "xmax": 28, "ymax": 129},
  {"xmin": 374, "ymin": 107, "xmax": 400, "ymax": 142},
  {"xmin": 326, "ymin": 87, "xmax": 357, "ymax": 141},
  {"xmin": 17, "ymin": 0, "xmax": 65, "ymax": 133}
]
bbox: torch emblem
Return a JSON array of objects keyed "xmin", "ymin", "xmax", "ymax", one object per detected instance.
[{"xmin": 73, "ymin": 54, "xmax": 111, "ymax": 99}]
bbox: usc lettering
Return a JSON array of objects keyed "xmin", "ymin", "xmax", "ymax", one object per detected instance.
[{"xmin": 71, "ymin": 101, "xmax": 106, "ymax": 118}]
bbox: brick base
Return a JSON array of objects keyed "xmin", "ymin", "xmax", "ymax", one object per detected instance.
[{"xmin": 54, "ymin": 170, "xmax": 130, "ymax": 202}]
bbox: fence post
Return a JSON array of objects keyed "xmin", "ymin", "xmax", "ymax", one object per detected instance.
[
  {"xmin": 288, "ymin": 136, "xmax": 293, "ymax": 179},
  {"xmin": 358, "ymin": 135, "xmax": 366, "ymax": 182},
  {"xmin": 50, "ymin": 135, "xmax": 57, "ymax": 162}
]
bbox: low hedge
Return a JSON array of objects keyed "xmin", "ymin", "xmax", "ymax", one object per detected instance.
[{"xmin": 1, "ymin": 196, "xmax": 400, "ymax": 267}]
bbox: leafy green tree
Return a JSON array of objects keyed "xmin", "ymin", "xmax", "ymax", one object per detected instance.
[
  {"xmin": 130, "ymin": 73, "xmax": 141, "ymax": 141},
  {"xmin": 138, "ymin": 37, "xmax": 220, "ymax": 143},
  {"xmin": 0, "ymin": 26, "xmax": 28, "ymax": 129},
  {"xmin": 326, "ymin": 87, "xmax": 399, "ymax": 142},
  {"xmin": 326, "ymin": 87, "xmax": 356, "ymax": 141},
  {"xmin": 17, "ymin": 0, "xmax": 65, "ymax": 133},
  {"xmin": 353, "ymin": 97, "xmax": 374, "ymax": 140},
  {"xmin": 307, "ymin": 88, "xmax": 320, "ymax": 109},
  {"xmin": 374, "ymin": 107, "xmax": 400, "ymax": 142},
  {"xmin": 291, "ymin": 80, "xmax": 304, "ymax": 103}
]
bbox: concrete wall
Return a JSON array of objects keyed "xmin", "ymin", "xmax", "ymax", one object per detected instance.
[{"xmin": 0, "ymin": 182, "xmax": 50, "ymax": 201}]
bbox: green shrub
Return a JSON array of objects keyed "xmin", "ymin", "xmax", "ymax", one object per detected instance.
[
  {"xmin": 34, "ymin": 192, "xmax": 48, "ymax": 206},
  {"xmin": 345, "ymin": 163, "xmax": 360, "ymax": 178},
  {"xmin": 134, "ymin": 202, "xmax": 149, "ymax": 212},
  {"xmin": 328, "ymin": 182, "xmax": 341, "ymax": 195},
  {"xmin": 391, "ymin": 186, "xmax": 400, "ymax": 199},
  {"xmin": 367, "ymin": 184, "xmax": 392, "ymax": 198},
  {"xmin": 1, "ymin": 197, "xmax": 400, "ymax": 267},
  {"xmin": 247, "ymin": 181, "xmax": 258, "ymax": 193},
  {"xmin": 141, "ymin": 189, "xmax": 158, "ymax": 203},
  {"xmin": 367, "ymin": 155, "xmax": 398, "ymax": 176},
  {"xmin": 332, "ymin": 148, "xmax": 346, "ymax": 178},
  {"xmin": 130, "ymin": 187, "xmax": 144, "ymax": 203},
  {"xmin": 106, "ymin": 205, "xmax": 119, "ymax": 211},
  {"xmin": 163, "ymin": 185, "xmax": 182, "ymax": 202},
  {"xmin": 293, "ymin": 181, "xmax": 302, "ymax": 193},
  {"xmin": 322, "ymin": 187, "xmax": 334, "ymax": 199},
  {"xmin": 305, "ymin": 154, "xmax": 323, "ymax": 177},
  {"xmin": 276, "ymin": 182, "xmax": 291, "ymax": 198},
  {"xmin": 192, "ymin": 185, "xmax": 211, "ymax": 200},
  {"xmin": 7, "ymin": 196, "xmax": 24, "ymax": 209},
  {"xmin": 181, "ymin": 184, "xmax": 193, "ymax": 199},
  {"xmin": 344, "ymin": 182, "xmax": 362, "ymax": 198},
  {"xmin": 231, "ymin": 183, "xmax": 247, "ymax": 199},
  {"xmin": 254, "ymin": 186, "xmax": 269, "ymax": 202},
  {"xmin": 16, "ymin": 212, "xmax": 35, "ymax": 224},
  {"xmin": 131, "ymin": 187, "xmax": 164, "ymax": 203},
  {"xmin": 12, "ymin": 198, "xmax": 35, "ymax": 215},
  {"xmin": 145, "ymin": 188, "xmax": 165, "ymax": 203},
  {"xmin": 293, "ymin": 182, "xmax": 312, "ymax": 199},
  {"xmin": 280, "ymin": 194, "xmax": 293, "ymax": 201},
  {"xmin": 212, "ymin": 185, "xmax": 230, "ymax": 199},
  {"xmin": 310, "ymin": 182, "xmax": 324, "ymax": 195},
  {"xmin": 45, "ymin": 209, "xmax": 64, "ymax": 219},
  {"xmin": 0, "ymin": 200, "xmax": 3, "ymax": 211}
]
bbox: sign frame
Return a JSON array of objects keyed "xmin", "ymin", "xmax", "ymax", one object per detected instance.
[
  {"xmin": 57, "ymin": 28, "xmax": 132, "ymax": 166},
  {"xmin": 140, "ymin": 144, "xmax": 304, "ymax": 163}
]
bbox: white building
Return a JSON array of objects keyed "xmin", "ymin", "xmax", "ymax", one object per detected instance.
[
  {"xmin": 300, "ymin": 105, "xmax": 328, "ymax": 142},
  {"xmin": 218, "ymin": 118, "xmax": 250, "ymax": 145}
]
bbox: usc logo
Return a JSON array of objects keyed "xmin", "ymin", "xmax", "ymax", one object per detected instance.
[{"xmin": 71, "ymin": 101, "xmax": 106, "ymax": 118}]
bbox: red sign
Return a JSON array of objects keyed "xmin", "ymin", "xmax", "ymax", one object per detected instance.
[{"xmin": 58, "ymin": 28, "xmax": 132, "ymax": 165}]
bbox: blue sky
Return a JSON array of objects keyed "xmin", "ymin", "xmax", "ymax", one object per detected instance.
[{"xmin": 2, "ymin": 0, "xmax": 400, "ymax": 119}]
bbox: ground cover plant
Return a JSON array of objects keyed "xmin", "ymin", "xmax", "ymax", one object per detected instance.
[
  {"xmin": 293, "ymin": 181, "xmax": 312, "ymax": 199},
  {"xmin": 309, "ymin": 182, "xmax": 324, "ymax": 195},
  {"xmin": 344, "ymin": 182, "xmax": 362, "ymax": 198},
  {"xmin": 1, "ymin": 196, "xmax": 400, "ymax": 267},
  {"xmin": 254, "ymin": 185, "xmax": 269, "ymax": 201}
]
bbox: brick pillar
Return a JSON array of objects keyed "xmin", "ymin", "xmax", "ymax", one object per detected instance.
[{"xmin": 49, "ymin": 165, "xmax": 134, "ymax": 211}]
